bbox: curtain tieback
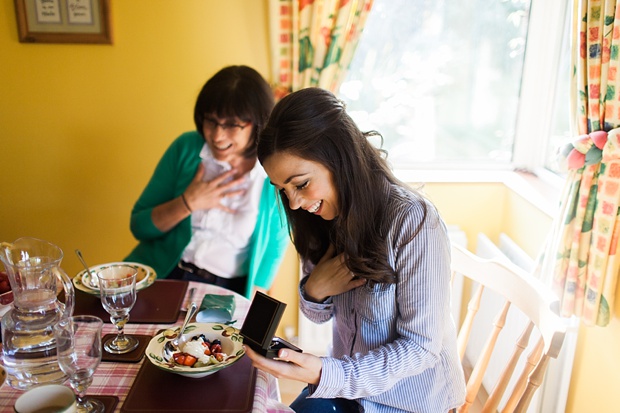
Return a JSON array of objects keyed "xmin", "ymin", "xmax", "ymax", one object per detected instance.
[{"xmin": 559, "ymin": 128, "xmax": 620, "ymax": 170}]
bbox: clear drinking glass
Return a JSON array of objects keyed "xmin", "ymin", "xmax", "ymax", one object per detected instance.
[
  {"xmin": 53, "ymin": 315, "xmax": 104, "ymax": 413},
  {"xmin": 97, "ymin": 264, "xmax": 138, "ymax": 354}
]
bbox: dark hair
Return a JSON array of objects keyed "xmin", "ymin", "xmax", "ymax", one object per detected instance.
[
  {"xmin": 258, "ymin": 87, "xmax": 426, "ymax": 283},
  {"xmin": 194, "ymin": 65, "xmax": 274, "ymax": 158}
]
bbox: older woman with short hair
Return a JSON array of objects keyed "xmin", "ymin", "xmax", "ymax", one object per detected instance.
[{"xmin": 125, "ymin": 65, "xmax": 289, "ymax": 298}]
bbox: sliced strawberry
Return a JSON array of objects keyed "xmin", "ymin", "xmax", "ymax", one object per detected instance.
[{"xmin": 183, "ymin": 354, "xmax": 198, "ymax": 366}]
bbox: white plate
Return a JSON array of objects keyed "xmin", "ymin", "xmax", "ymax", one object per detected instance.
[
  {"xmin": 73, "ymin": 262, "xmax": 156, "ymax": 295},
  {"xmin": 146, "ymin": 322, "xmax": 244, "ymax": 378}
]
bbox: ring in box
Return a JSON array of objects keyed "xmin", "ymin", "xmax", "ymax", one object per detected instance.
[{"xmin": 240, "ymin": 291, "xmax": 302, "ymax": 359}]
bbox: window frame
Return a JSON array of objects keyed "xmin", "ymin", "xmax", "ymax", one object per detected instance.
[
  {"xmin": 512, "ymin": 0, "xmax": 569, "ymax": 175},
  {"xmin": 385, "ymin": 0, "xmax": 570, "ymax": 193}
]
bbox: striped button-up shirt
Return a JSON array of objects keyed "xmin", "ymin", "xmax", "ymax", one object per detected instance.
[{"xmin": 300, "ymin": 184, "xmax": 466, "ymax": 413}]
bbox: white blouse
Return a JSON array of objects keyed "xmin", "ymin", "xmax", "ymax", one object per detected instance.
[{"xmin": 181, "ymin": 144, "xmax": 265, "ymax": 279}]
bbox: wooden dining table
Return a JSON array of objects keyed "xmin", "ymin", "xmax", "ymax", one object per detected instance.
[{"xmin": 0, "ymin": 280, "xmax": 295, "ymax": 413}]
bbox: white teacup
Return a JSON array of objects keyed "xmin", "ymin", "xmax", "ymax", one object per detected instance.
[{"xmin": 14, "ymin": 384, "xmax": 76, "ymax": 413}]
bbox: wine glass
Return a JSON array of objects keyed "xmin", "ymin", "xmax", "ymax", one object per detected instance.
[
  {"xmin": 97, "ymin": 264, "xmax": 139, "ymax": 354},
  {"xmin": 53, "ymin": 315, "xmax": 104, "ymax": 413}
]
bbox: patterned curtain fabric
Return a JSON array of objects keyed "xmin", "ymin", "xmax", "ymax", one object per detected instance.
[
  {"xmin": 268, "ymin": 0, "xmax": 374, "ymax": 99},
  {"xmin": 547, "ymin": 0, "xmax": 620, "ymax": 326}
]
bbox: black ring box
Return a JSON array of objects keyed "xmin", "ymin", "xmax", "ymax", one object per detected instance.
[{"xmin": 240, "ymin": 291, "xmax": 302, "ymax": 359}]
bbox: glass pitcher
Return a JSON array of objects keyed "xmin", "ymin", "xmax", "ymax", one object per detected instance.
[{"xmin": 0, "ymin": 237, "xmax": 75, "ymax": 390}]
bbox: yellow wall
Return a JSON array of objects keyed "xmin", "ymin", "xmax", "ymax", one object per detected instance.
[
  {"xmin": 419, "ymin": 182, "xmax": 506, "ymax": 250},
  {"xmin": 0, "ymin": 0, "xmax": 303, "ymax": 357},
  {"xmin": 0, "ymin": 0, "xmax": 271, "ymax": 272},
  {"xmin": 1, "ymin": 2, "xmax": 620, "ymax": 412}
]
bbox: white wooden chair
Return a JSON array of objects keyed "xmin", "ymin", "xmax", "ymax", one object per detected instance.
[{"xmin": 451, "ymin": 243, "xmax": 566, "ymax": 413}]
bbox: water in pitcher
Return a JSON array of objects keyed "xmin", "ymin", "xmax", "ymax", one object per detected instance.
[{"xmin": 0, "ymin": 237, "xmax": 75, "ymax": 390}]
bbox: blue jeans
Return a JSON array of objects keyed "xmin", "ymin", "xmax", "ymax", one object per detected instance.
[{"xmin": 289, "ymin": 387, "xmax": 361, "ymax": 413}]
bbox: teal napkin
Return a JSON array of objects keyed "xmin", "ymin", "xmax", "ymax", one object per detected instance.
[{"xmin": 196, "ymin": 294, "xmax": 236, "ymax": 323}]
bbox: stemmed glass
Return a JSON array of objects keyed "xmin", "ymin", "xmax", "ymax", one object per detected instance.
[
  {"xmin": 97, "ymin": 264, "xmax": 139, "ymax": 354},
  {"xmin": 53, "ymin": 315, "xmax": 104, "ymax": 413}
]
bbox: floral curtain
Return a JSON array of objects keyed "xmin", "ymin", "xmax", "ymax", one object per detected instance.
[
  {"xmin": 547, "ymin": 0, "xmax": 620, "ymax": 326},
  {"xmin": 268, "ymin": 0, "xmax": 374, "ymax": 99}
]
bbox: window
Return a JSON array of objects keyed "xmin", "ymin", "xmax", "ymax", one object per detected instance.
[
  {"xmin": 545, "ymin": 6, "xmax": 572, "ymax": 173},
  {"xmin": 339, "ymin": 0, "xmax": 571, "ymax": 174}
]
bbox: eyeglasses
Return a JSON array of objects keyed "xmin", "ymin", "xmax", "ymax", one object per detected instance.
[{"xmin": 203, "ymin": 117, "xmax": 250, "ymax": 132}]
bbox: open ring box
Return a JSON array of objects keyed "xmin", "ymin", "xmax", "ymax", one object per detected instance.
[{"xmin": 240, "ymin": 291, "xmax": 302, "ymax": 359}]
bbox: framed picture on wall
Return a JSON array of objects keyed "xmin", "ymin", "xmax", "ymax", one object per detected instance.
[{"xmin": 14, "ymin": 0, "xmax": 112, "ymax": 44}]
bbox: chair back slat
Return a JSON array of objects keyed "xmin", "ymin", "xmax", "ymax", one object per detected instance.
[
  {"xmin": 458, "ymin": 301, "xmax": 510, "ymax": 413},
  {"xmin": 513, "ymin": 354, "xmax": 550, "ymax": 413},
  {"xmin": 502, "ymin": 338, "xmax": 544, "ymax": 413},
  {"xmin": 457, "ymin": 283, "xmax": 484, "ymax": 361},
  {"xmin": 481, "ymin": 322, "xmax": 534, "ymax": 413}
]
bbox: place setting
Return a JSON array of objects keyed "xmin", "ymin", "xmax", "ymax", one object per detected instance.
[
  {"xmin": 122, "ymin": 301, "xmax": 255, "ymax": 413},
  {"xmin": 10, "ymin": 316, "xmax": 117, "ymax": 413},
  {"xmin": 53, "ymin": 314, "xmax": 120, "ymax": 413},
  {"xmin": 72, "ymin": 250, "xmax": 189, "ymax": 324},
  {"xmin": 72, "ymin": 250, "xmax": 156, "ymax": 295},
  {"xmin": 120, "ymin": 291, "xmax": 296, "ymax": 413},
  {"xmin": 71, "ymin": 260, "xmax": 157, "ymax": 364},
  {"xmin": 94, "ymin": 263, "xmax": 153, "ymax": 363}
]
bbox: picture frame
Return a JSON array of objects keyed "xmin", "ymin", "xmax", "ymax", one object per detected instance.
[{"xmin": 14, "ymin": 0, "xmax": 112, "ymax": 44}]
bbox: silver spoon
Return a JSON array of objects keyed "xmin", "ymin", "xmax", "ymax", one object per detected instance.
[
  {"xmin": 163, "ymin": 302, "xmax": 198, "ymax": 361},
  {"xmin": 75, "ymin": 249, "xmax": 98, "ymax": 288},
  {"xmin": 181, "ymin": 287, "xmax": 196, "ymax": 312}
]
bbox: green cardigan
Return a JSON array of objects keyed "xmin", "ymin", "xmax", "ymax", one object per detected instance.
[{"xmin": 125, "ymin": 131, "xmax": 290, "ymax": 298}]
